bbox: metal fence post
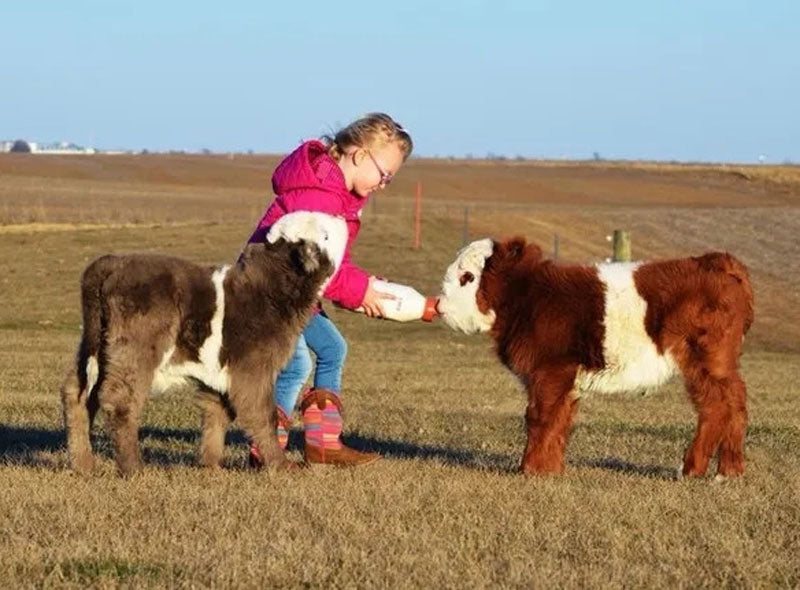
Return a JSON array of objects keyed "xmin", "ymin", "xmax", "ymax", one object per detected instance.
[{"xmin": 612, "ymin": 229, "xmax": 631, "ymax": 262}]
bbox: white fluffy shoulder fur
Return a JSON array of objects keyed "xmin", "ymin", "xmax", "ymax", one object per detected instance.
[
  {"xmin": 575, "ymin": 262, "xmax": 678, "ymax": 396},
  {"xmin": 266, "ymin": 211, "xmax": 349, "ymax": 295},
  {"xmin": 266, "ymin": 211, "xmax": 347, "ymax": 272}
]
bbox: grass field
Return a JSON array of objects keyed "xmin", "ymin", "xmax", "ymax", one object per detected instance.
[{"xmin": 1, "ymin": 154, "xmax": 799, "ymax": 587}]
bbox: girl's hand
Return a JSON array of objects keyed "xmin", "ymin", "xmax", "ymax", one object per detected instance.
[{"xmin": 361, "ymin": 276, "xmax": 397, "ymax": 318}]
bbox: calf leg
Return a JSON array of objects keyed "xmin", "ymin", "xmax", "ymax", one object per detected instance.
[
  {"xmin": 682, "ymin": 373, "xmax": 739, "ymax": 477},
  {"xmin": 521, "ymin": 365, "xmax": 579, "ymax": 475},
  {"xmin": 716, "ymin": 372, "xmax": 747, "ymax": 477},
  {"xmin": 60, "ymin": 366, "xmax": 95, "ymax": 473},
  {"xmin": 98, "ymin": 311, "xmax": 177, "ymax": 476},
  {"xmin": 99, "ymin": 371, "xmax": 151, "ymax": 477},
  {"xmin": 196, "ymin": 391, "xmax": 233, "ymax": 469},
  {"xmin": 227, "ymin": 361, "xmax": 292, "ymax": 470},
  {"xmin": 679, "ymin": 307, "xmax": 749, "ymax": 477},
  {"xmin": 98, "ymin": 337, "xmax": 163, "ymax": 477}
]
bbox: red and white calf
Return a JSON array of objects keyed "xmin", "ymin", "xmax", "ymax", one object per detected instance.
[{"xmin": 437, "ymin": 237, "xmax": 754, "ymax": 478}]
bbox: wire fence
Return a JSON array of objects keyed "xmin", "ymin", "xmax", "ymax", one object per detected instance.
[{"xmin": 368, "ymin": 194, "xmax": 632, "ymax": 263}]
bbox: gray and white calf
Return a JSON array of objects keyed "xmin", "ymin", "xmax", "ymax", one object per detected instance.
[{"xmin": 60, "ymin": 212, "xmax": 347, "ymax": 476}]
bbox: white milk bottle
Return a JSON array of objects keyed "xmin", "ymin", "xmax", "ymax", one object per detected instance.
[{"xmin": 354, "ymin": 280, "xmax": 439, "ymax": 322}]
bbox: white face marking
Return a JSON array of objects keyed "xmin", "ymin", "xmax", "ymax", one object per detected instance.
[
  {"xmin": 266, "ymin": 211, "xmax": 348, "ymax": 292},
  {"xmin": 151, "ymin": 266, "xmax": 231, "ymax": 395},
  {"xmin": 437, "ymin": 238, "xmax": 496, "ymax": 334},
  {"xmin": 575, "ymin": 262, "xmax": 677, "ymax": 395}
]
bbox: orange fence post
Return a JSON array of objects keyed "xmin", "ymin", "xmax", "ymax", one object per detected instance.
[{"xmin": 413, "ymin": 180, "xmax": 422, "ymax": 249}]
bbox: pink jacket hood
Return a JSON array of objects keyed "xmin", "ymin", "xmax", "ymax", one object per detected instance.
[{"xmin": 247, "ymin": 140, "xmax": 370, "ymax": 309}]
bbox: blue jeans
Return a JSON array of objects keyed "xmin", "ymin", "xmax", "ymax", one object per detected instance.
[{"xmin": 274, "ymin": 311, "xmax": 348, "ymax": 415}]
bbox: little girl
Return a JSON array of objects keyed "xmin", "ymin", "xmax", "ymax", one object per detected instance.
[{"xmin": 247, "ymin": 113, "xmax": 413, "ymax": 467}]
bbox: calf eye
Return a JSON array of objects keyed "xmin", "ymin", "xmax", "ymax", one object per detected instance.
[{"xmin": 459, "ymin": 271, "xmax": 475, "ymax": 286}]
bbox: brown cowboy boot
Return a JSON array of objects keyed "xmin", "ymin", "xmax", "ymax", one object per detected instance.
[
  {"xmin": 299, "ymin": 388, "xmax": 380, "ymax": 466},
  {"xmin": 248, "ymin": 406, "xmax": 292, "ymax": 469}
]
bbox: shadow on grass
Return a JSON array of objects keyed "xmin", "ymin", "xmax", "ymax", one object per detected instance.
[
  {"xmin": 343, "ymin": 432, "xmax": 683, "ymax": 479},
  {"xmin": 0, "ymin": 424, "xmax": 64, "ymax": 454},
  {"xmin": 0, "ymin": 424, "xmax": 64, "ymax": 468},
  {"xmin": 0, "ymin": 424, "xmax": 197, "ymax": 468},
  {"xmin": 6, "ymin": 421, "xmax": 770, "ymax": 480},
  {"xmin": 340, "ymin": 432, "xmax": 516, "ymax": 473},
  {"xmin": 0, "ymin": 423, "xmax": 516, "ymax": 473},
  {"xmin": 575, "ymin": 422, "xmax": 693, "ymax": 442},
  {"xmin": 573, "ymin": 456, "xmax": 680, "ymax": 480},
  {"xmin": 571, "ymin": 423, "xmax": 685, "ymax": 479}
]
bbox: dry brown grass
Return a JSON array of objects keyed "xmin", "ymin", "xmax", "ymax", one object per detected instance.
[
  {"xmin": 1, "ymin": 156, "xmax": 799, "ymax": 587},
  {"xmin": 2, "ymin": 152, "xmax": 799, "ymax": 226}
]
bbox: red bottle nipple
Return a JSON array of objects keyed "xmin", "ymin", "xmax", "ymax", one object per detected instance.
[{"xmin": 422, "ymin": 297, "xmax": 439, "ymax": 322}]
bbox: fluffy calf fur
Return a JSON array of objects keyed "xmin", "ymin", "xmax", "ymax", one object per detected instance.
[
  {"xmin": 438, "ymin": 237, "xmax": 754, "ymax": 478},
  {"xmin": 60, "ymin": 212, "xmax": 346, "ymax": 476}
]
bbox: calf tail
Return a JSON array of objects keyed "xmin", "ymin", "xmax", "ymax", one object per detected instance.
[
  {"xmin": 717, "ymin": 253, "xmax": 754, "ymax": 335},
  {"xmin": 62, "ymin": 255, "xmax": 120, "ymax": 472},
  {"xmin": 71, "ymin": 254, "xmax": 122, "ymax": 394},
  {"xmin": 694, "ymin": 252, "xmax": 755, "ymax": 334}
]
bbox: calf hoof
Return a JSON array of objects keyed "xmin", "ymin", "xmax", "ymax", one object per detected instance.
[
  {"xmin": 70, "ymin": 454, "xmax": 95, "ymax": 474},
  {"xmin": 278, "ymin": 460, "xmax": 305, "ymax": 472},
  {"xmin": 681, "ymin": 456, "xmax": 710, "ymax": 478},
  {"xmin": 199, "ymin": 461, "xmax": 224, "ymax": 471},
  {"xmin": 116, "ymin": 458, "xmax": 143, "ymax": 478},
  {"xmin": 717, "ymin": 465, "xmax": 745, "ymax": 479},
  {"xmin": 247, "ymin": 445, "xmax": 264, "ymax": 470},
  {"xmin": 250, "ymin": 455, "xmax": 303, "ymax": 472},
  {"xmin": 117, "ymin": 465, "xmax": 143, "ymax": 479},
  {"xmin": 717, "ymin": 456, "xmax": 745, "ymax": 478},
  {"xmin": 520, "ymin": 460, "xmax": 563, "ymax": 476}
]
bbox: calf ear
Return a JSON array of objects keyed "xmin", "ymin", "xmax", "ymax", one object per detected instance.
[
  {"xmin": 527, "ymin": 242, "xmax": 543, "ymax": 262},
  {"xmin": 505, "ymin": 237, "xmax": 527, "ymax": 260},
  {"xmin": 505, "ymin": 237, "xmax": 544, "ymax": 265},
  {"xmin": 291, "ymin": 241, "xmax": 320, "ymax": 274},
  {"xmin": 459, "ymin": 271, "xmax": 475, "ymax": 286}
]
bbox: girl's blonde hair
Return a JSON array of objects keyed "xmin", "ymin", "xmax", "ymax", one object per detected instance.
[{"xmin": 323, "ymin": 113, "xmax": 413, "ymax": 162}]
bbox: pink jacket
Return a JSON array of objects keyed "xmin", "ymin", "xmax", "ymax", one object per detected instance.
[{"xmin": 247, "ymin": 140, "xmax": 370, "ymax": 309}]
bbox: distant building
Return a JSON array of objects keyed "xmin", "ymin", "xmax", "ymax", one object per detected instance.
[
  {"xmin": 10, "ymin": 140, "xmax": 33, "ymax": 153},
  {"xmin": 33, "ymin": 141, "xmax": 96, "ymax": 154},
  {"xmin": 0, "ymin": 139, "xmax": 96, "ymax": 154}
]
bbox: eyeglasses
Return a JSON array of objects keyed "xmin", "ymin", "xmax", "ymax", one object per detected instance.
[{"xmin": 366, "ymin": 150, "xmax": 394, "ymax": 187}]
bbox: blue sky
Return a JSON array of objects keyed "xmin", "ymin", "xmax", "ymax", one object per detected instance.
[{"xmin": 3, "ymin": 1, "xmax": 798, "ymax": 162}]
